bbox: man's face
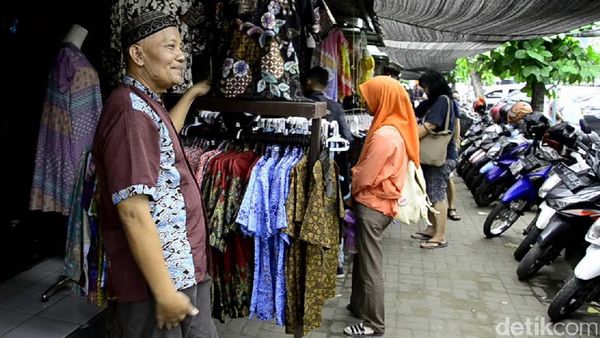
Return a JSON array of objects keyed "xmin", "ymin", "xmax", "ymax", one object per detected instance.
[{"xmin": 138, "ymin": 27, "xmax": 185, "ymax": 91}]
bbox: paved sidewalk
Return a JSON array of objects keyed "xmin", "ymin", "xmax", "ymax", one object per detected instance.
[{"xmin": 217, "ymin": 180, "xmax": 600, "ymax": 338}]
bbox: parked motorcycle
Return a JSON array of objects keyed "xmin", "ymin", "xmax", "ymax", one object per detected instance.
[
  {"xmin": 547, "ymin": 219, "xmax": 600, "ymax": 321},
  {"xmin": 516, "ymin": 141, "xmax": 600, "ymax": 281},
  {"xmin": 458, "ymin": 124, "xmax": 501, "ymax": 178},
  {"xmin": 463, "ymin": 124, "xmax": 518, "ymax": 190},
  {"xmin": 472, "ymin": 137, "xmax": 531, "ymax": 207},
  {"xmin": 513, "ymin": 126, "xmax": 596, "ymax": 261},
  {"xmin": 473, "ymin": 113, "xmax": 551, "ymax": 207},
  {"xmin": 468, "ymin": 130, "xmax": 526, "ymax": 194},
  {"xmin": 513, "ymin": 153, "xmax": 590, "ymax": 261},
  {"xmin": 482, "ymin": 145, "xmax": 564, "ymax": 238}
]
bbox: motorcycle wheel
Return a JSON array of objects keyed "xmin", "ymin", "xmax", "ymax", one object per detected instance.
[
  {"xmin": 457, "ymin": 156, "xmax": 469, "ymax": 177},
  {"xmin": 464, "ymin": 163, "xmax": 483, "ymax": 189},
  {"xmin": 470, "ymin": 174, "xmax": 485, "ymax": 195},
  {"xmin": 517, "ymin": 243, "xmax": 553, "ymax": 281},
  {"xmin": 483, "ymin": 201, "xmax": 522, "ymax": 238},
  {"xmin": 514, "ymin": 217, "xmax": 541, "ymax": 261},
  {"xmin": 473, "ymin": 179, "xmax": 503, "ymax": 207},
  {"xmin": 547, "ymin": 276, "xmax": 595, "ymax": 322}
]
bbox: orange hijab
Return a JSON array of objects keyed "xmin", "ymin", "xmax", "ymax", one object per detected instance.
[{"xmin": 358, "ymin": 76, "xmax": 420, "ymax": 167}]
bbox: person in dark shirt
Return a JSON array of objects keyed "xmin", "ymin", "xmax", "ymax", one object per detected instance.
[
  {"xmin": 306, "ymin": 66, "xmax": 354, "ymax": 142},
  {"xmin": 412, "ymin": 71, "xmax": 460, "ymax": 249},
  {"xmin": 415, "ymin": 93, "xmax": 462, "ymax": 222}
]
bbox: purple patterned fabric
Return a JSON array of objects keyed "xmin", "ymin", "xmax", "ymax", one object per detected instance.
[{"xmin": 30, "ymin": 43, "xmax": 102, "ymax": 215}]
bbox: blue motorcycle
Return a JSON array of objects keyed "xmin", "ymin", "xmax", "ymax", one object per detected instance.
[
  {"xmin": 473, "ymin": 136, "xmax": 531, "ymax": 207},
  {"xmin": 483, "ymin": 146, "xmax": 566, "ymax": 238}
]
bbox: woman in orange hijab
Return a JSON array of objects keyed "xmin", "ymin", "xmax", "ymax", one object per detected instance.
[{"xmin": 344, "ymin": 76, "xmax": 419, "ymax": 337}]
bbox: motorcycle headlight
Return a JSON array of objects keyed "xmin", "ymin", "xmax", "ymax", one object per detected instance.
[{"xmin": 586, "ymin": 220, "xmax": 600, "ymax": 246}]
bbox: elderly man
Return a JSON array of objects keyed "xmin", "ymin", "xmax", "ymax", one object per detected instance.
[{"xmin": 93, "ymin": 11, "xmax": 217, "ymax": 338}]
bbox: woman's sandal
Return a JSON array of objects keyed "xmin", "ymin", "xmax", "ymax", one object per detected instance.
[
  {"xmin": 448, "ymin": 208, "xmax": 461, "ymax": 221},
  {"xmin": 420, "ymin": 240, "xmax": 448, "ymax": 249},
  {"xmin": 410, "ymin": 232, "xmax": 432, "ymax": 240},
  {"xmin": 343, "ymin": 323, "xmax": 383, "ymax": 336}
]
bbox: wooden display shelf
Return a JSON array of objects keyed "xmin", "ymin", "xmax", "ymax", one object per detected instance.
[{"xmin": 192, "ymin": 96, "xmax": 328, "ymax": 119}]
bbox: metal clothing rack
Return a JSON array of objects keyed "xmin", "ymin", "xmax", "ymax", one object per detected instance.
[
  {"xmin": 192, "ymin": 97, "xmax": 327, "ymax": 172},
  {"xmin": 192, "ymin": 97, "xmax": 327, "ymax": 338}
]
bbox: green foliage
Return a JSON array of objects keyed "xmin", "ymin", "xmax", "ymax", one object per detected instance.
[
  {"xmin": 451, "ymin": 54, "xmax": 496, "ymax": 85},
  {"xmin": 481, "ymin": 36, "xmax": 600, "ymax": 96}
]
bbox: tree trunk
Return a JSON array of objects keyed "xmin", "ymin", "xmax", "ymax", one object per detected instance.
[
  {"xmin": 531, "ymin": 81, "xmax": 546, "ymax": 112},
  {"xmin": 470, "ymin": 70, "xmax": 484, "ymax": 97}
]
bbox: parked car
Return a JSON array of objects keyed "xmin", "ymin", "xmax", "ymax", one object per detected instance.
[
  {"xmin": 484, "ymin": 84, "xmax": 525, "ymax": 109},
  {"xmin": 555, "ymin": 89, "xmax": 600, "ymax": 126}
]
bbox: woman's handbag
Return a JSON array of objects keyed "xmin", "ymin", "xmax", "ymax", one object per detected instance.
[{"xmin": 419, "ymin": 95, "xmax": 452, "ymax": 167}]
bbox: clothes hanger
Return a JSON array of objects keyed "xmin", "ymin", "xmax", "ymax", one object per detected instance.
[
  {"xmin": 326, "ymin": 121, "xmax": 350, "ymax": 159},
  {"xmin": 182, "ymin": 114, "xmax": 202, "ymax": 137}
]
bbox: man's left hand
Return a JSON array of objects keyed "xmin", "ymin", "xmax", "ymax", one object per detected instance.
[{"xmin": 189, "ymin": 80, "xmax": 211, "ymax": 98}]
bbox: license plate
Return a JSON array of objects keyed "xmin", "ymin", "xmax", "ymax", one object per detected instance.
[
  {"xmin": 553, "ymin": 163, "xmax": 585, "ymax": 191},
  {"xmin": 522, "ymin": 154, "xmax": 540, "ymax": 170},
  {"xmin": 510, "ymin": 160, "xmax": 524, "ymax": 176},
  {"xmin": 536, "ymin": 202, "xmax": 556, "ymax": 230}
]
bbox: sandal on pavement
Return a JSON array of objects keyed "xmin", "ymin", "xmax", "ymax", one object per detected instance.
[
  {"xmin": 411, "ymin": 232, "xmax": 432, "ymax": 240},
  {"xmin": 420, "ymin": 240, "xmax": 448, "ymax": 249},
  {"xmin": 448, "ymin": 208, "xmax": 461, "ymax": 221},
  {"xmin": 344, "ymin": 323, "xmax": 383, "ymax": 336}
]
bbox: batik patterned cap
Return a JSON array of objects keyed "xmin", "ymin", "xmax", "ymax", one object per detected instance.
[{"xmin": 122, "ymin": 11, "xmax": 178, "ymax": 48}]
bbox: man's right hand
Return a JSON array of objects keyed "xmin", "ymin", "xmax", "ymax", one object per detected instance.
[{"xmin": 156, "ymin": 291, "xmax": 199, "ymax": 330}]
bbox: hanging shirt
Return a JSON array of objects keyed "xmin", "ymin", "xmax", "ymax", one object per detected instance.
[
  {"xmin": 93, "ymin": 75, "xmax": 208, "ymax": 302},
  {"xmin": 30, "ymin": 43, "xmax": 102, "ymax": 215},
  {"xmin": 312, "ymin": 29, "xmax": 352, "ymax": 101},
  {"xmin": 270, "ymin": 147, "xmax": 303, "ymax": 325},
  {"xmin": 358, "ymin": 50, "xmax": 375, "ymax": 85},
  {"xmin": 300, "ymin": 155, "xmax": 344, "ymax": 335},
  {"xmin": 63, "ymin": 150, "xmax": 94, "ymax": 291},
  {"xmin": 252, "ymin": 147, "xmax": 281, "ymax": 320},
  {"xmin": 284, "ymin": 155, "xmax": 308, "ymax": 334}
]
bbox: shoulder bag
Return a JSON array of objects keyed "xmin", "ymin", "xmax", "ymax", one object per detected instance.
[{"xmin": 419, "ymin": 95, "xmax": 452, "ymax": 167}]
